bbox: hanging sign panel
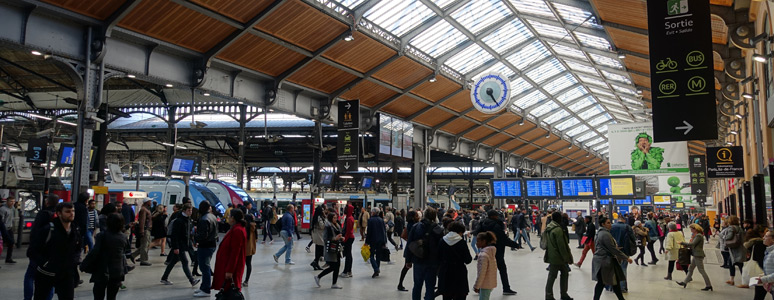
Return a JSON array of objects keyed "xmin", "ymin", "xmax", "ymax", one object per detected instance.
[
  {"xmin": 706, "ymin": 146, "xmax": 744, "ymax": 178},
  {"xmin": 689, "ymin": 155, "xmax": 707, "ymax": 194},
  {"xmin": 647, "ymin": 0, "xmax": 717, "ymax": 142}
]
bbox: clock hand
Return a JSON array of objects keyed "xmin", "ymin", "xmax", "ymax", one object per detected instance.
[{"xmin": 486, "ymin": 88, "xmax": 496, "ymax": 102}]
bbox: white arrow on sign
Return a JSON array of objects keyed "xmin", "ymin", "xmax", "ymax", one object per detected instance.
[
  {"xmin": 696, "ymin": 189, "xmax": 702, "ymax": 194},
  {"xmin": 344, "ymin": 162, "xmax": 350, "ymax": 169},
  {"xmin": 675, "ymin": 120, "xmax": 693, "ymax": 135},
  {"xmin": 345, "ymin": 103, "xmax": 351, "ymax": 110}
]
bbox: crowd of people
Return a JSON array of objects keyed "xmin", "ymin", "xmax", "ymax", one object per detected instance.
[{"xmin": 3, "ymin": 193, "xmax": 774, "ymax": 300}]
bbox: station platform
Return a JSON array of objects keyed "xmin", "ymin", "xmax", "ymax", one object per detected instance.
[{"xmin": 0, "ymin": 233, "xmax": 755, "ymax": 300}]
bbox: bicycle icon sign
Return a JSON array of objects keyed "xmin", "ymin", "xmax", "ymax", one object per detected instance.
[{"xmin": 656, "ymin": 58, "xmax": 678, "ymax": 71}]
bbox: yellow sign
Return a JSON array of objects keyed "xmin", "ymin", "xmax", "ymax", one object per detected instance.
[
  {"xmin": 610, "ymin": 178, "xmax": 634, "ymax": 195},
  {"xmin": 91, "ymin": 186, "xmax": 108, "ymax": 195},
  {"xmin": 654, "ymin": 195, "xmax": 672, "ymax": 205}
]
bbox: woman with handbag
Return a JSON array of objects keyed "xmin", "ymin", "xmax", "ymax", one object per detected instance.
[
  {"xmin": 81, "ymin": 213, "xmax": 128, "ymax": 300},
  {"xmin": 633, "ymin": 221, "xmax": 649, "ymax": 266},
  {"xmin": 211, "ymin": 210, "xmax": 247, "ymax": 298},
  {"xmin": 676, "ymin": 224, "xmax": 713, "ymax": 291},
  {"xmin": 723, "ymin": 216, "xmax": 748, "ymax": 286},
  {"xmin": 309, "ymin": 206, "xmax": 327, "ymax": 271},
  {"xmin": 664, "ymin": 222, "xmax": 686, "ymax": 280},
  {"xmin": 591, "ymin": 216, "xmax": 633, "ymax": 300},
  {"xmin": 314, "ymin": 212, "xmax": 343, "ymax": 289},
  {"xmin": 742, "ymin": 226, "xmax": 766, "ymax": 297}
]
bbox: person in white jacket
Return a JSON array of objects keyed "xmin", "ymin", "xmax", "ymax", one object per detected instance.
[{"xmin": 664, "ymin": 222, "xmax": 686, "ymax": 280}]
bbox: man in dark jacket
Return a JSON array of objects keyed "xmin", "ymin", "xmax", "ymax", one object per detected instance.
[
  {"xmin": 610, "ymin": 215, "xmax": 635, "ymax": 292},
  {"xmin": 33, "ymin": 202, "xmax": 81, "ymax": 300},
  {"xmin": 194, "ymin": 201, "xmax": 218, "ymax": 297},
  {"xmin": 405, "ymin": 207, "xmax": 443, "ymax": 300},
  {"xmin": 515, "ymin": 209, "xmax": 535, "ymax": 251},
  {"xmin": 365, "ymin": 207, "xmax": 387, "ymax": 278},
  {"xmin": 574, "ymin": 212, "xmax": 586, "ymax": 248},
  {"xmin": 544, "ymin": 212, "xmax": 573, "ymax": 300},
  {"xmin": 474, "ymin": 209, "xmax": 519, "ymax": 295},
  {"xmin": 24, "ymin": 194, "xmax": 59, "ymax": 300},
  {"xmin": 160, "ymin": 203, "xmax": 200, "ymax": 287},
  {"xmin": 120, "ymin": 200, "xmax": 136, "ymax": 247},
  {"xmin": 73, "ymin": 193, "xmax": 89, "ymax": 253}
]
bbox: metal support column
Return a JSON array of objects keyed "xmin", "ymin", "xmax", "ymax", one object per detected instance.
[
  {"xmin": 744, "ymin": 181, "xmax": 753, "ymax": 222},
  {"xmin": 391, "ymin": 161, "xmax": 398, "ymax": 203},
  {"xmin": 738, "ymin": 187, "xmax": 745, "ymax": 220},
  {"xmin": 91, "ymin": 105, "xmax": 109, "ymax": 185},
  {"xmin": 468, "ymin": 161, "xmax": 474, "ymax": 209},
  {"xmin": 494, "ymin": 153, "xmax": 505, "ymax": 208},
  {"xmin": 237, "ymin": 105, "xmax": 246, "ymax": 188},
  {"xmin": 311, "ymin": 119, "xmax": 322, "ymax": 201},
  {"xmin": 752, "ymin": 175, "xmax": 766, "ymax": 225},
  {"xmin": 411, "ymin": 128, "xmax": 429, "ymax": 209}
]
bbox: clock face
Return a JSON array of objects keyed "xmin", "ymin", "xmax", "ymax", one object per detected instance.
[{"xmin": 470, "ymin": 72, "xmax": 512, "ymax": 114}]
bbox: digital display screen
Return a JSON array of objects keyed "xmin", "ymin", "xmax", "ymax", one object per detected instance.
[
  {"xmin": 559, "ymin": 178, "xmax": 595, "ymax": 198},
  {"xmin": 597, "ymin": 176, "xmax": 635, "ymax": 197},
  {"xmin": 653, "ymin": 195, "xmax": 672, "ymax": 205},
  {"xmin": 57, "ymin": 144, "xmax": 75, "ymax": 166},
  {"xmin": 361, "ymin": 177, "xmax": 373, "ymax": 189},
  {"xmin": 169, "ymin": 156, "xmax": 195, "ymax": 175},
  {"xmin": 634, "ymin": 196, "xmax": 652, "ymax": 205},
  {"xmin": 525, "ymin": 179, "xmax": 557, "ymax": 198},
  {"xmin": 191, "ymin": 157, "xmax": 202, "ymax": 176},
  {"xmin": 615, "ymin": 199, "xmax": 633, "ymax": 205},
  {"xmin": 491, "ymin": 179, "xmax": 522, "ymax": 198},
  {"xmin": 319, "ymin": 173, "xmax": 334, "ymax": 186},
  {"xmin": 599, "ymin": 199, "xmax": 611, "ymax": 205}
]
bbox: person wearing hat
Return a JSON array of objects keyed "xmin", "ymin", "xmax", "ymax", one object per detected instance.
[
  {"xmin": 632, "ymin": 220, "xmax": 649, "ymax": 266},
  {"xmin": 131, "ymin": 198, "xmax": 153, "ymax": 266},
  {"xmin": 474, "ymin": 209, "xmax": 520, "ymax": 295},
  {"xmin": 630, "ymin": 132, "xmax": 664, "ymax": 170}
]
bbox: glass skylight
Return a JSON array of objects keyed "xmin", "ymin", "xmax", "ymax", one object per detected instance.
[
  {"xmin": 526, "ymin": 58, "xmax": 565, "ymax": 83},
  {"xmin": 429, "ymin": 0, "xmax": 457, "ymax": 9},
  {"xmin": 555, "ymin": 117, "xmax": 580, "ymax": 130},
  {"xmin": 474, "ymin": 61, "xmax": 515, "ymax": 79},
  {"xmin": 596, "ymin": 124, "xmax": 609, "ymax": 134},
  {"xmin": 482, "ymin": 19, "xmax": 534, "ymax": 53},
  {"xmin": 510, "ymin": 76, "xmax": 533, "ymax": 96},
  {"xmin": 556, "ymin": 86, "xmax": 587, "ymax": 103},
  {"xmin": 588, "ymin": 114, "xmax": 612, "ymax": 126},
  {"xmin": 587, "ymin": 137, "xmax": 606, "ymax": 146},
  {"xmin": 579, "ymin": 104, "xmax": 605, "ymax": 119},
  {"xmin": 543, "ymin": 109, "xmax": 570, "ymax": 124},
  {"xmin": 509, "ymin": 0, "xmax": 555, "ymax": 19},
  {"xmin": 445, "ymin": 44, "xmax": 494, "ymax": 74},
  {"xmin": 451, "ymin": 0, "xmax": 512, "ymax": 35},
  {"xmin": 576, "ymin": 131, "xmax": 597, "ymax": 143},
  {"xmin": 530, "ymin": 101, "xmax": 560, "ymax": 118},
  {"xmin": 563, "ymin": 60, "xmax": 596, "ymax": 74},
  {"xmin": 334, "ymin": 0, "xmax": 365, "ymax": 9},
  {"xmin": 601, "ymin": 70, "xmax": 631, "ymax": 84},
  {"xmin": 552, "ymin": 3, "xmax": 602, "ymax": 29},
  {"xmin": 589, "ymin": 87, "xmax": 615, "ymax": 98},
  {"xmin": 513, "ymin": 90, "xmax": 546, "ymax": 109},
  {"xmin": 365, "ymin": 0, "xmax": 435, "ymax": 36},
  {"xmin": 593, "ymin": 143, "xmax": 607, "ymax": 151},
  {"xmin": 576, "ymin": 74, "xmax": 607, "ymax": 88},
  {"xmin": 567, "ymin": 96, "xmax": 595, "ymax": 111},
  {"xmin": 506, "ymin": 40, "xmax": 549, "ymax": 70},
  {"xmin": 573, "ymin": 32, "xmax": 612, "ymax": 50},
  {"xmin": 566, "ymin": 124, "xmax": 590, "ymax": 136},
  {"xmin": 410, "ymin": 20, "xmax": 468, "ymax": 57},
  {"xmin": 551, "ymin": 44, "xmax": 587, "ymax": 61},
  {"xmin": 543, "ymin": 74, "xmax": 577, "ymax": 95},
  {"xmin": 588, "ymin": 53, "xmax": 624, "ymax": 69},
  {"xmin": 527, "ymin": 20, "xmax": 570, "ymax": 40}
]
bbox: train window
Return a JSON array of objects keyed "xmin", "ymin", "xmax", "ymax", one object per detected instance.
[{"xmin": 170, "ymin": 195, "xmax": 177, "ymax": 205}]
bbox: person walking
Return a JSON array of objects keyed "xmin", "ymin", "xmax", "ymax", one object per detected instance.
[
  {"xmin": 86, "ymin": 200, "xmax": 99, "ymax": 251},
  {"xmin": 32, "ymin": 202, "xmax": 81, "ymax": 300},
  {"xmin": 514, "ymin": 209, "xmax": 535, "ymax": 251},
  {"xmin": 131, "ymin": 199, "xmax": 153, "ymax": 266},
  {"xmin": 437, "ymin": 221, "xmax": 473, "ymax": 300},
  {"xmin": 676, "ymin": 224, "xmax": 713, "ymax": 291},
  {"xmin": 340, "ymin": 204, "xmax": 356, "ymax": 278},
  {"xmin": 664, "ymin": 222, "xmax": 686, "ymax": 280},
  {"xmin": 314, "ymin": 212, "xmax": 344, "ymax": 289},
  {"xmin": 310, "ymin": 205, "xmax": 326, "ymax": 270},
  {"xmin": 242, "ymin": 205, "xmax": 258, "ymax": 287},
  {"xmin": 719, "ymin": 219, "xmax": 732, "ymax": 268},
  {"xmin": 74, "ymin": 193, "xmax": 90, "ymax": 253},
  {"xmin": 544, "ymin": 211, "xmax": 574, "ymax": 300},
  {"xmin": 723, "ymin": 215, "xmax": 747, "ymax": 286},
  {"xmin": 474, "ymin": 231, "xmax": 498, "ymax": 300},
  {"xmin": 632, "ymin": 220, "xmax": 649, "ymax": 266},
  {"xmin": 469, "ymin": 212, "xmax": 481, "ymax": 256},
  {"xmin": 574, "ymin": 212, "xmax": 585, "ymax": 249},
  {"xmin": 261, "ymin": 204, "xmax": 274, "ymax": 244},
  {"xmin": 150, "ymin": 205, "xmax": 167, "ymax": 256},
  {"xmin": 160, "ymin": 203, "xmax": 200, "ymax": 287},
  {"xmin": 754, "ymin": 230, "xmax": 774, "ymax": 298},
  {"xmin": 609, "ymin": 215, "xmax": 635, "ymax": 292},
  {"xmin": 365, "ymin": 207, "xmax": 387, "ymax": 278},
  {"xmin": 394, "ymin": 209, "xmax": 405, "ymax": 250},
  {"xmin": 591, "ymin": 216, "xmax": 632, "ymax": 300},
  {"xmin": 82, "ymin": 213, "xmax": 128, "ymax": 300},
  {"xmin": 359, "ymin": 207, "xmax": 370, "ymax": 241},
  {"xmin": 0, "ymin": 197, "xmax": 18, "ymax": 264},
  {"xmin": 193, "ymin": 202, "xmax": 219, "ymax": 297},
  {"xmin": 574, "ymin": 216, "xmax": 595, "ymax": 268},
  {"xmin": 273, "ymin": 204, "xmax": 296, "ymax": 265},
  {"xmin": 643, "ymin": 213, "xmax": 660, "ymax": 265},
  {"xmin": 398, "ymin": 209, "xmax": 419, "ymax": 291},
  {"xmin": 24, "ymin": 194, "xmax": 59, "ymax": 300},
  {"xmin": 211, "ymin": 209, "xmax": 247, "ymax": 295},
  {"xmin": 405, "ymin": 207, "xmax": 443, "ymax": 299},
  {"xmin": 743, "ymin": 226, "xmax": 766, "ymax": 296},
  {"xmin": 385, "ymin": 207, "xmax": 399, "ymax": 250},
  {"xmin": 474, "ymin": 209, "xmax": 519, "ymax": 296}
]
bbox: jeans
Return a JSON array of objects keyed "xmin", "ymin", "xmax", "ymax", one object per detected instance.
[
  {"xmin": 684, "ymin": 256, "xmax": 711, "ymax": 286},
  {"xmin": 24, "ymin": 260, "xmax": 53, "ymax": 300},
  {"xmin": 275, "ymin": 231, "xmax": 293, "ymax": 263},
  {"xmin": 515, "ymin": 228, "xmax": 533, "ymax": 249},
  {"xmin": 478, "ymin": 288, "xmax": 492, "ymax": 300},
  {"xmin": 34, "ymin": 273, "xmax": 74, "ymax": 300},
  {"xmin": 545, "ymin": 264, "xmax": 570, "ymax": 300},
  {"xmin": 470, "ymin": 235, "xmax": 479, "ymax": 255},
  {"xmin": 84, "ymin": 229, "xmax": 95, "ymax": 251},
  {"xmin": 197, "ymin": 247, "xmax": 216, "ymax": 292},
  {"xmin": 369, "ymin": 248, "xmax": 381, "ymax": 273},
  {"xmin": 161, "ymin": 250, "xmax": 195, "ymax": 283},
  {"xmin": 619, "ymin": 260, "xmax": 628, "ymax": 290},
  {"xmin": 412, "ymin": 262, "xmax": 439, "ymax": 300},
  {"xmin": 93, "ymin": 278, "xmax": 122, "ymax": 300},
  {"xmin": 646, "ymin": 239, "xmax": 657, "ymax": 262},
  {"xmin": 342, "ymin": 239, "xmax": 354, "ymax": 273}
]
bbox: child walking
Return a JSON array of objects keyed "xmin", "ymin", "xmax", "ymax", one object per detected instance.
[{"xmin": 473, "ymin": 231, "xmax": 498, "ymax": 300}]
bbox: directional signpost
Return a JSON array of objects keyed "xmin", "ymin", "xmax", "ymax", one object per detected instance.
[
  {"xmin": 647, "ymin": 0, "xmax": 717, "ymax": 142},
  {"xmin": 689, "ymin": 155, "xmax": 707, "ymax": 195},
  {"xmin": 337, "ymin": 100, "xmax": 359, "ymax": 173}
]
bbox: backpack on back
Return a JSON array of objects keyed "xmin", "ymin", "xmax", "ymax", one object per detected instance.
[{"xmin": 408, "ymin": 221, "xmax": 443, "ymax": 259}]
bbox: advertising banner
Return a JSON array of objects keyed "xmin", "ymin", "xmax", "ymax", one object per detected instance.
[{"xmin": 608, "ymin": 122, "xmax": 689, "ymax": 174}]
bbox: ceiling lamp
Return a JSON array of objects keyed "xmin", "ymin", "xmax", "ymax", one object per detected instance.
[
  {"xmin": 429, "ymin": 75, "xmax": 437, "ymax": 83},
  {"xmin": 742, "ymin": 93, "xmax": 753, "ymax": 99},
  {"xmin": 31, "ymin": 50, "xmax": 42, "ymax": 56},
  {"xmin": 344, "ymin": 34, "xmax": 354, "ymax": 42},
  {"xmin": 753, "ymin": 54, "xmax": 771, "ymax": 63}
]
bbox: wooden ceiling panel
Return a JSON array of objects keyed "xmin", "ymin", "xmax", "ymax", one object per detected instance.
[
  {"xmin": 488, "ymin": 114, "xmax": 518, "ymax": 129},
  {"xmin": 372, "ymin": 57, "xmax": 433, "ymax": 89},
  {"xmin": 216, "ymin": 34, "xmax": 305, "ymax": 76},
  {"xmin": 504, "ymin": 124, "xmax": 534, "ymax": 136},
  {"xmin": 533, "ymin": 136, "xmax": 560, "ymax": 147},
  {"xmin": 591, "ymin": 0, "xmax": 647, "ymax": 29},
  {"xmin": 623, "ymin": 55, "xmax": 650, "ymax": 74},
  {"xmin": 463, "ymin": 127, "xmax": 495, "ymax": 141},
  {"xmin": 607, "ymin": 27, "xmax": 648, "ymax": 55},
  {"xmin": 323, "ymin": 32, "xmax": 396, "ymax": 73},
  {"xmin": 530, "ymin": 152, "xmax": 556, "ymax": 161},
  {"xmin": 440, "ymin": 118, "xmax": 476, "ymax": 135},
  {"xmin": 546, "ymin": 141, "xmax": 571, "ymax": 152},
  {"xmin": 631, "ymin": 73, "xmax": 651, "ymax": 89},
  {"xmin": 567, "ymin": 151, "xmax": 587, "ymax": 160},
  {"xmin": 43, "ymin": 0, "xmax": 127, "ymax": 20},
  {"xmin": 413, "ymin": 108, "xmax": 455, "ymax": 127},
  {"xmin": 482, "ymin": 134, "xmax": 511, "ymax": 147},
  {"xmin": 550, "ymin": 157, "xmax": 572, "ymax": 168},
  {"xmin": 256, "ymin": 0, "xmax": 348, "ymax": 52},
  {"xmin": 381, "ymin": 96, "xmax": 428, "ymax": 118},
  {"xmin": 498, "ymin": 139, "xmax": 523, "ymax": 151},
  {"xmin": 286, "ymin": 60, "xmax": 358, "ymax": 93},
  {"xmin": 191, "ymin": 0, "xmax": 273, "ymax": 23},
  {"xmin": 513, "ymin": 144, "xmax": 538, "ymax": 155},
  {"xmin": 520, "ymin": 128, "xmax": 548, "ymax": 141},
  {"xmin": 411, "ymin": 77, "xmax": 462, "ymax": 102},
  {"xmin": 340, "ymin": 80, "xmax": 397, "ymax": 107},
  {"xmin": 119, "ymin": 0, "xmax": 236, "ymax": 53},
  {"xmin": 467, "ymin": 110, "xmax": 496, "ymax": 122},
  {"xmin": 441, "ymin": 92, "xmax": 473, "ymax": 112}
]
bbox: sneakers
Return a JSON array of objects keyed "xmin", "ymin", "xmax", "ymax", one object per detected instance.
[
  {"xmin": 397, "ymin": 285, "xmax": 408, "ymax": 291},
  {"xmin": 340, "ymin": 272, "xmax": 352, "ymax": 278},
  {"xmin": 286, "ymin": 261, "xmax": 296, "ymax": 265},
  {"xmin": 331, "ymin": 284, "xmax": 343, "ymax": 289},
  {"xmin": 193, "ymin": 290, "xmax": 210, "ymax": 297},
  {"xmin": 314, "ymin": 275, "xmax": 321, "ymax": 287},
  {"xmin": 306, "ymin": 246, "xmax": 311, "ymax": 253},
  {"xmin": 191, "ymin": 278, "xmax": 201, "ymax": 287},
  {"xmin": 243, "ymin": 281, "xmax": 249, "ymax": 287},
  {"xmin": 371, "ymin": 271, "xmax": 380, "ymax": 278},
  {"xmin": 160, "ymin": 279, "xmax": 174, "ymax": 285},
  {"xmin": 140, "ymin": 261, "xmax": 152, "ymax": 266},
  {"xmin": 273, "ymin": 255, "xmax": 279, "ymax": 264},
  {"xmin": 5, "ymin": 260, "xmax": 16, "ymax": 264},
  {"xmin": 530, "ymin": 247, "xmax": 536, "ymax": 252}
]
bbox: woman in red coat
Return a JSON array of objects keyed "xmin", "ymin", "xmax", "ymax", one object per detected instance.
[{"xmin": 212, "ymin": 209, "xmax": 247, "ymax": 292}]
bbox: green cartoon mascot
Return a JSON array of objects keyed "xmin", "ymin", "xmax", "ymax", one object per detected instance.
[{"xmin": 630, "ymin": 132, "xmax": 664, "ymax": 170}]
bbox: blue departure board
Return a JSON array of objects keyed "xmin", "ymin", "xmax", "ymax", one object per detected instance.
[
  {"xmin": 559, "ymin": 178, "xmax": 595, "ymax": 198},
  {"xmin": 492, "ymin": 179, "xmax": 521, "ymax": 198},
  {"xmin": 615, "ymin": 199, "xmax": 633, "ymax": 205},
  {"xmin": 599, "ymin": 199, "xmax": 611, "ymax": 205},
  {"xmin": 525, "ymin": 179, "xmax": 557, "ymax": 198}
]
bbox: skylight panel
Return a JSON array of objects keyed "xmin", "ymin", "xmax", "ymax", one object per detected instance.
[
  {"xmin": 589, "ymin": 87, "xmax": 615, "ymax": 98},
  {"xmin": 596, "ymin": 96, "xmax": 620, "ymax": 107},
  {"xmin": 365, "ymin": 0, "xmax": 435, "ymax": 36},
  {"xmin": 589, "ymin": 114, "xmax": 611, "ymax": 126},
  {"xmin": 564, "ymin": 59, "xmax": 595, "ymax": 73},
  {"xmin": 512, "ymin": 90, "xmax": 546, "ymax": 109},
  {"xmin": 589, "ymin": 53, "xmax": 624, "ymax": 69},
  {"xmin": 543, "ymin": 109, "xmax": 570, "ymax": 124},
  {"xmin": 596, "ymin": 124, "xmax": 609, "ymax": 134},
  {"xmin": 410, "ymin": 20, "xmax": 468, "ymax": 57},
  {"xmin": 474, "ymin": 61, "xmax": 516, "ymax": 79},
  {"xmin": 555, "ymin": 118, "xmax": 579, "ymax": 130},
  {"xmin": 506, "ymin": 40, "xmax": 549, "ymax": 70},
  {"xmin": 602, "ymin": 70, "xmax": 632, "ymax": 84},
  {"xmin": 620, "ymin": 96, "xmax": 642, "ymax": 106},
  {"xmin": 576, "ymin": 131, "xmax": 597, "ymax": 143},
  {"xmin": 576, "ymin": 74, "xmax": 607, "ymax": 87},
  {"xmin": 613, "ymin": 85, "xmax": 637, "ymax": 96},
  {"xmin": 579, "ymin": 104, "xmax": 604, "ymax": 119},
  {"xmin": 445, "ymin": 44, "xmax": 494, "ymax": 74},
  {"xmin": 551, "ymin": 44, "xmax": 587, "ymax": 61},
  {"xmin": 526, "ymin": 59, "xmax": 565, "ymax": 83},
  {"xmin": 606, "ymin": 105, "xmax": 629, "ymax": 116},
  {"xmin": 556, "ymin": 86, "xmax": 587, "ymax": 103},
  {"xmin": 451, "ymin": 0, "xmax": 512, "ymax": 35},
  {"xmin": 543, "ymin": 73, "xmax": 577, "ymax": 95},
  {"xmin": 566, "ymin": 124, "xmax": 589, "ymax": 136},
  {"xmin": 527, "ymin": 20, "xmax": 570, "ymax": 40},
  {"xmin": 335, "ymin": 0, "xmax": 366, "ymax": 9},
  {"xmin": 430, "ymin": 0, "xmax": 457, "ymax": 9},
  {"xmin": 552, "ymin": 3, "xmax": 603, "ymax": 29},
  {"xmin": 510, "ymin": 76, "xmax": 533, "ymax": 96},
  {"xmin": 530, "ymin": 101, "xmax": 560, "ymax": 118},
  {"xmin": 593, "ymin": 143, "xmax": 607, "ymax": 151},
  {"xmin": 567, "ymin": 96, "xmax": 595, "ymax": 111},
  {"xmin": 509, "ymin": 0, "xmax": 555, "ymax": 19},
  {"xmin": 587, "ymin": 137, "xmax": 606, "ymax": 146},
  {"xmin": 482, "ymin": 19, "xmax": 534, "ymax": 53},
  {"xmin": 573, "ymin": 32, "xmax": 612, "ymax": 50}
]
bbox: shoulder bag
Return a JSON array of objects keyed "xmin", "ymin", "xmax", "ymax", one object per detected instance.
[{"xmin": 215, "ymin": 279, "xmax": 244, "ymax": 300}]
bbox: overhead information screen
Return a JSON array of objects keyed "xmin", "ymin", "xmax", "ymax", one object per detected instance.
[
  {"xmin": 525, "ymin": 179, "xmax": 557, "ymax": 198},
  {"xmin": 491, "ymin": 179, "xmax": 522, "ymax": 198},
  {"xmin": 597, "ymin": 176, "xmax": 635, "ymax": 198},
  {"xmin": 169, "ymin": 156, "xmax": 195, "ymax": 175},
  {"xmin": 653, "ymin": 195, "xmax": 672, "ymax": 205},
  {"xmin": 559, "ymin": 178, "xmax": 595, "ymax": 198}
]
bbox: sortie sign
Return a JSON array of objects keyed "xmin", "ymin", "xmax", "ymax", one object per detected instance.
[{"xmin": 647, "ymin": 0, "xmax": 717, "ymax": 142}]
